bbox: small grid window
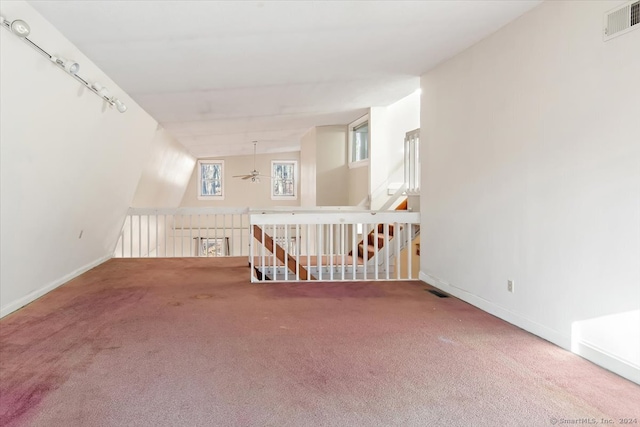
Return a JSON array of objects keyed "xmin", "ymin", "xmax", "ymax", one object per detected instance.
[
  {"xmin": 198, "ymin": 160, "xmax": 224, "ymax": 199},
  {"xmin": 348, "ymin": 115, "xmax": 369, "ymax": 167},
  {"xmin": 272, "ymin": 161, "xmax": 297, "ymax": 199},
  {"xmin": 351, "ymin": 121, "xmax": 369, "ymax": 163}
]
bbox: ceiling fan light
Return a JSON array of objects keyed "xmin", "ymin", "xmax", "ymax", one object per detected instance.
[{"xmin": 233, "ymin": 141, "xmax": 263, "ymax": 182}]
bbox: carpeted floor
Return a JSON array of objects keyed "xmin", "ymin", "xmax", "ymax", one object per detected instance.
[{"xmin": 1, "ymin": 258, "xmax": 638, "ymax": 426}]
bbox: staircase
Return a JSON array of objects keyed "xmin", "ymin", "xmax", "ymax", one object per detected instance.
[
  {"xmin": 351, "ymin": 198, "xmax": 408, "ymax": 265},
  {"xmin": 249, "ymin": 208, "xmax": 420, "ymax": 282},
  {"xmin": 252, "ymin": 224, "xmax": 315, "ymax": 281}
]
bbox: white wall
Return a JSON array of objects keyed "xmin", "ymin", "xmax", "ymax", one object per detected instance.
[
  {"xmin": 348, "ymin": 166, "xmax": 369, "ymax": 207},
  {"xmin": 316, "ymin": 126, "xmax": 349, "ymax": 206},
  {"xmin": 180, "ymin": 151, "xmax": 301, "ymax": 208},
  {"xmin": 300, "ymin": 125, "xmax": 350, "ymax": 207},
  {"xmin": 300, "ymin": 128, "xmax": 317, "ymax": 207},
  {"xmin": 420, "ymin": 0, "xmax": 640, "ymax": 383},
  {"xmin": 369, "ymin": 92, "xmax": 420, "ymax": 209},
  {"xmin": 369, "ymin": 107, "xmax": 390, "ymax": 199},
  {"xmin": 0, "ymin": 1, "xmax": 158, "ymax": 316},
  {"xmin": 113, "ymin": 128, "xmax": 195, "ymax": 258},
  {"xmin": 131, "ymin": 127, "xmax": 195, "ymax": 208},
  {"xmin": 301, "ymin": 103, "xmax": 419, "ymax": 209}
]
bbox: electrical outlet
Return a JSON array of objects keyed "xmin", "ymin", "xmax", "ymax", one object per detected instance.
[{"xmin": 507, "ymin": 280, "xmax": 514, "ymax": 293}]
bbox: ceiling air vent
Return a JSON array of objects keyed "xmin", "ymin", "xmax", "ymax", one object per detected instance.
[{"xmin": 604, "ymin": 0, "xmax": 640, "ymax": 41}]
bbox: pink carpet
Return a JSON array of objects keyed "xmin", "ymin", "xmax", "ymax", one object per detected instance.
[{"xmin": 1, "ymin": 258, "xmax": 638, "ymax": 426}]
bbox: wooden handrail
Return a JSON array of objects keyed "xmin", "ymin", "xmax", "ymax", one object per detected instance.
[{"xmin": 252, "ymin": 225, "xmax": 315, "ymax": 281}]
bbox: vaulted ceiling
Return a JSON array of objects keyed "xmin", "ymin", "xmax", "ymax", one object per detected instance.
[{"xmin": 29, "ymin": 0, "xmax": 540, "ymax": 157}]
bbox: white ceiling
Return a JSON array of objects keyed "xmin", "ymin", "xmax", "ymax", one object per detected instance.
[{"xmin": 28, "ymin": 0, "xmax": 540, "ymax": 158}]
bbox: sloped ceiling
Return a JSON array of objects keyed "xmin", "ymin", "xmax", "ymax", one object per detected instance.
[{"xmin": 28, "ymin": 0, "xmax": 540, "ymax": 157}]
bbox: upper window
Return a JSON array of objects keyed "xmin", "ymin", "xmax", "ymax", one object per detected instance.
[
  {"xmin": 271, "ymin": 160, "xmax": 297, "ymax": 200},
  {"xmin": 348, "ymin": 115, "xmax": 369, "ymax": 167},
  {"xmin": 198, "ymin": 160, "xmax": 224, "ymax": 200}
]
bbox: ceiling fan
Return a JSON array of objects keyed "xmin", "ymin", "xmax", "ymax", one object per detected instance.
[{"xmin": 232, "ymin": 141, "xmax": 271, "ymax": 183}]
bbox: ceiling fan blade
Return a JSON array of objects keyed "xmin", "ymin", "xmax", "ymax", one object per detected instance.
[{"xmin": 232, "ymin": 142, "xmax": 262, "ymax": 181}]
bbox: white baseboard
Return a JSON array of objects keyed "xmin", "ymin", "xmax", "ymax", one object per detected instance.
[
  {"xmin": 419, "ymin": 271, "xmax": 640, "ymax": 385},
  {"xmin": 574, "ymin": 340, "xmax": 640, "ymax": 384},
  {"xmin": 0, "ymin": 254, "xmax": 112, "ymax": 318},
  {"xmin": 419, "ymin": 271, "xmax": 569, "ymax": 348}
]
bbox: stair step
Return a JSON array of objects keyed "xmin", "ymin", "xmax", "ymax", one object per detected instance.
[
  {"xmin": 348, "ymin": 223, "xmax": 404, "ymax": 258},
  {"xmin": 377, "ymin": 224, "xmax": 395, "ymax": 235},
  {"xmin": 395, "ymin": 199, "xmax": 408, "ymax": 211},
  {"xmin": 358, "ymin": 244, "xmax": 377, "ymax": 259},
  {"xmin": 367, "ymin": 234, "xmax": 388, "ymax": 248}
]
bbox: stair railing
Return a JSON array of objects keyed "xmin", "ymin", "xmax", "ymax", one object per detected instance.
[
  {"xmin": 378, "ymin": 183, "xmax": 408, "ymax": 212},
  {"xmin": 404, "ymin": 128, "xmax": 421, "ymax": 194},
  {"xmin": 249, "ymin": 210, "xmax": 420, "ymax": 282},
  {"xmin": 115, "ymin": 207, "xmax": 250, "ymax": 258}
]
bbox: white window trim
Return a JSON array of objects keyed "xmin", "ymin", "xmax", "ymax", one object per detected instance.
[
  {"xmin": 197, "ymin": 159, "xmax": 225, "ymax": 200},
  {"xmin": 348, "ymin": 157, "xmax": 370, "ymax": 169},
  {"xmin": 271, "ymin": 160, "xmax": 298, "ymax": 200},
  {"xmin": 348, "ymin": 114, "xmax": 370, "ymax": 169}
]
